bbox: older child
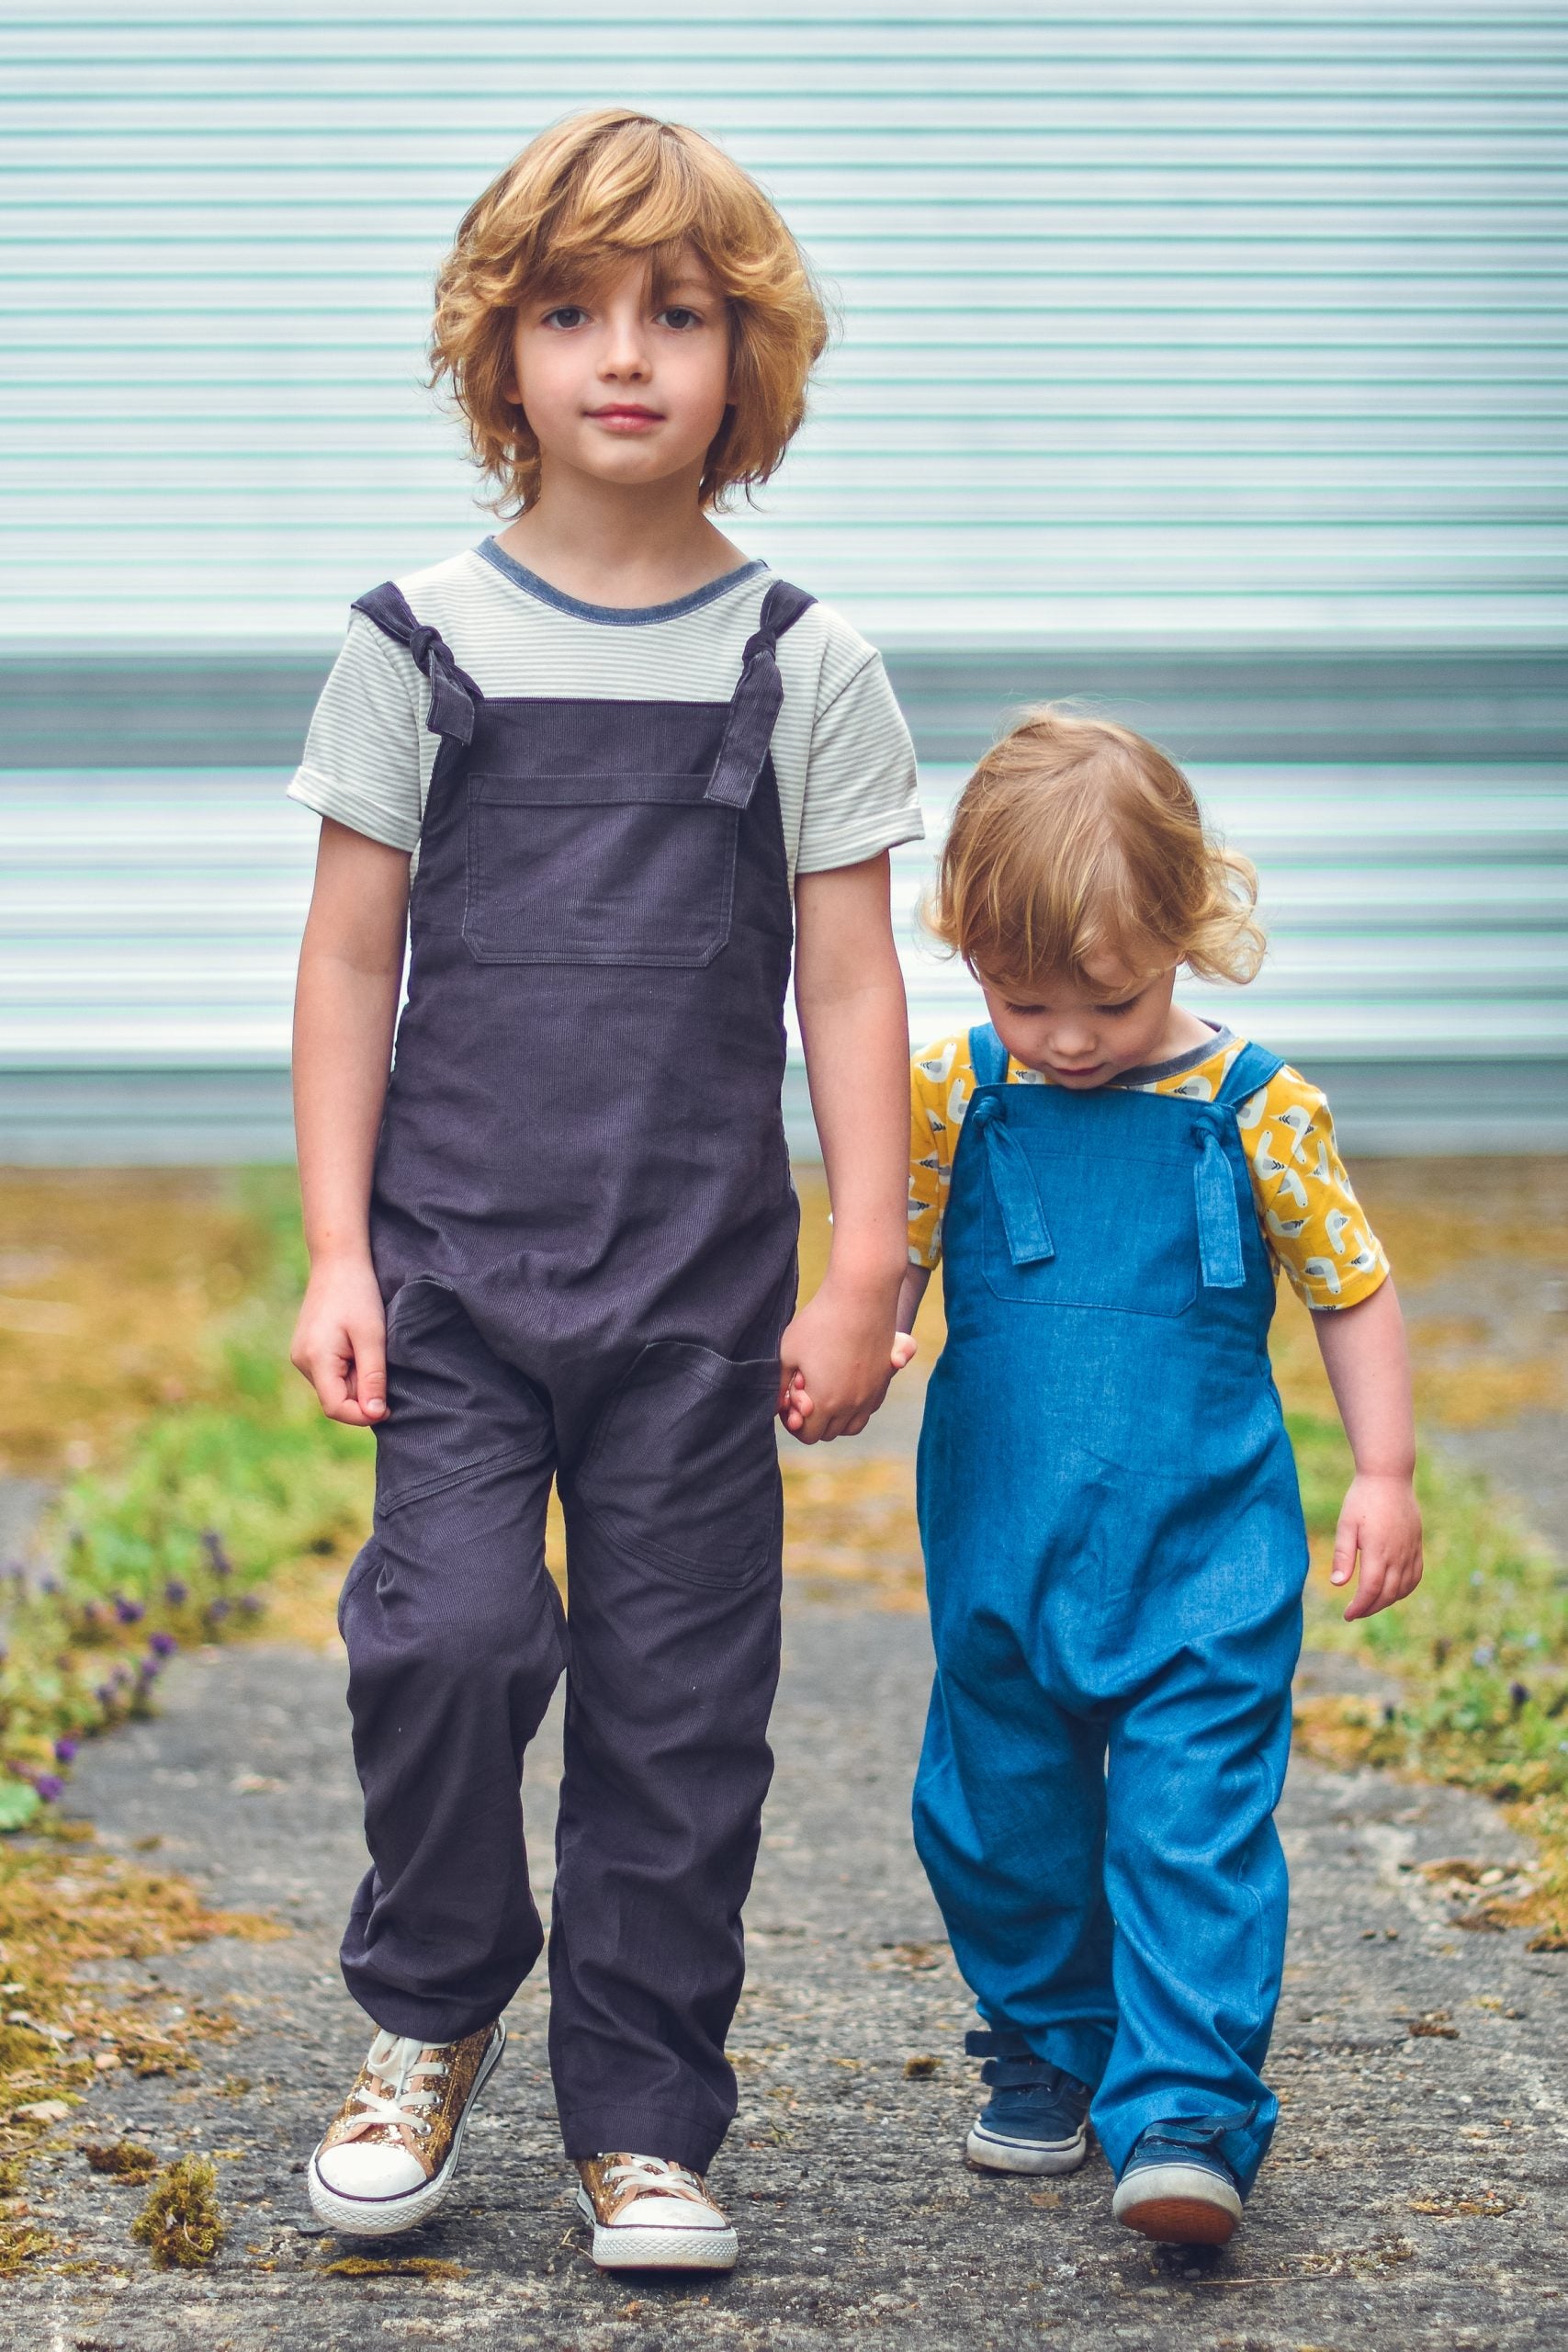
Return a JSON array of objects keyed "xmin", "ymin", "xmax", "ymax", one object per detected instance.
[
  {"xmin": 898, "ymin": 710, "xmax": 1422, "ymax": 2246},
  {"xmin": 287, "ymin": 110, "xmax": 918, "ymax": 2267}
]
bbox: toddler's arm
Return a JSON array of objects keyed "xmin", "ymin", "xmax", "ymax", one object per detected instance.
[
  {"xmin": 1311, "ymin": 1277, "xmax": 1424, "ymax": 1621},
  {"xmin": 289, "ymin": 819, "xmax": 412, "ymax": 1427},
  {"xmin": 780, "ymin": 854, "xmax": 911, "ymax": 1442}
]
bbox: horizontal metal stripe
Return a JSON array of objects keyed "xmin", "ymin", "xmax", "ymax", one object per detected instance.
[
  {"xmin": 4, "ymin": 655, "xmax": 1564, "ymax": 769},
  {"xmin": 3, "ymin": 1063, "xmax": 1557, "ymax": 1169}
]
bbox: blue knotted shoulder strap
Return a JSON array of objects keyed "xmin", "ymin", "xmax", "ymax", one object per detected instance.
[
  {"xmin": 964, "ymin": 1023, "xmax": 1055, "ymax": 1267},
  {"xmin": 351, "ymin": 582, "xmax": 483, "ymax": 748},
  {"xmin": 968, "ymin": 1022, "xmax": 1010, "ymax": 1090},
  {"xmin": 1192, "ymin": 1039, "xmax": 1285, "ymax": 1289},
  {"xmin": 1214, "ymin": 1037, "xmax": 1286, "ymax": 1108},
  {"xmin": 705, "ymin": 580, "xmax": 817, "ymax": 811}
]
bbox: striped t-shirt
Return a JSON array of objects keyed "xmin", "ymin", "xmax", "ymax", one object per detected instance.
[{"xmin": 288, "ymin": 537, "xmax": 922, "ymax": 881}]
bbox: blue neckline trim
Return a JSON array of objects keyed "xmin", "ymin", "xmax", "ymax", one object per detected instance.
[{"xmin": 477, "ymin": 537, "xmax": 768, "ymax": 626}]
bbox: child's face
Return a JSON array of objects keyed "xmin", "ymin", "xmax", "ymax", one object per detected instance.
[
  {"xmin": 976, "ymin": 954, "xmax": 1182, "ymax": 1090},
  {"xmin": 508, "ymin": 249, "xmax": 732, "ymax": 498}
]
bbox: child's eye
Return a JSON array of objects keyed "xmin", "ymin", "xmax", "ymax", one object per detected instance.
[
  {"xmin": 1094, "ymin": 997, "xmax": 1142, "ymax": 1017},
  {"xmin": 542, "ymin": 305, "xmax": 589, "ymax": 330},
  {"xmin": 657, "ymin": 305, "xmax": 704, "ymax": 331}
]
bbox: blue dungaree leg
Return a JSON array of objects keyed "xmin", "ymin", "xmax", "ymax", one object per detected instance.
[
  {"xmin": 913, "ymin": 1026, "xmax": 1309, "ymax": 2195},
  {"xmin": 333, "ymin": 578, "xmax": 814, "ymax": 2171}
]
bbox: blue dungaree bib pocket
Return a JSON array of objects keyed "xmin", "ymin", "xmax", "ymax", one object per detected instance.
[{"xmin": 914, "ymin": 1024, "xmax": 1309, "ymax": 2198}]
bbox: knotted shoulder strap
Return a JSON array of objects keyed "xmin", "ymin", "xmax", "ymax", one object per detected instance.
[
  {"xmin": 967, "ymin": 1022, "xmax": 1010, "ymax": 1090},
  {"xmin": 705, "ymin": 579, "xmax": 817, "ymax": 811},
  {"xmin": 1214, "ymin": 1037, "xmax": 1284, "ymax": 1109},
  {"xmin": 351, "ymin": 582, "xmax": 483, "ymax": 748}
]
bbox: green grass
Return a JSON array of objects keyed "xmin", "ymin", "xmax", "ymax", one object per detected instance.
[
  {"xmin": 1290, "ymin": 1406, "xmax": 1568, "ymax": 1939},
  {"xmin": 0, "ymin": 1172, "xmax": 372, "ymax": 1827}
]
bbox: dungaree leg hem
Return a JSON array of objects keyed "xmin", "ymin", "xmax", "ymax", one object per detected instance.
[{"xmin": 558, "ymin": 2103, "xmax": 735, "ymax": 2176}]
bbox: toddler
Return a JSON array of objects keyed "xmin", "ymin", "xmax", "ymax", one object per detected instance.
[{"xmin": 898, "ymin": 708, "xmax": 1422, "ymax": 2245}]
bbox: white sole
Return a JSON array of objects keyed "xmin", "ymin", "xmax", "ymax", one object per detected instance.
[
  {"xmin": 574, "ymin": 2185, "xmax": 739, "ymax": 2272},
  {"xmin": 306, "ymin": 2018, "xmax": 506, "ymax": 2237},
  {"xmin": 1111, "ymin": 2159, "xmax": 1243, "ymax": 2245},
  {"xmin": 965, "ymin": 2120, "xmax": 1088, "ymax": 2177}
]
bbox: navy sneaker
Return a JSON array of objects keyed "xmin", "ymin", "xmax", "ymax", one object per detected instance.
[
  {"xmin": 1111, "ymin": 2117, "xmax": 1246, "ymax": 2245},
  {"xmin": 963, "ymin": 2028, "xmax": 1091, "ymax": 2176}
]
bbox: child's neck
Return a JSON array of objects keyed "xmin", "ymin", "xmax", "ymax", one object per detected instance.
[{"xmin": 494, "ymin": 463, "xmax": 746, "ymax": 612}]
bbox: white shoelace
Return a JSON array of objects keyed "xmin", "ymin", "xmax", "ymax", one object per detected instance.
[
  {"xmin": 603, "ymin": 2154, "xmax": 709, "ymax": 2206},
  {"xmin": 339, "ymin": 2030, "xmax": 447, "ymax": 2143}
]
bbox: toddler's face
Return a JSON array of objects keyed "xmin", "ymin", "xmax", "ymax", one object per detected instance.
[
  {"xmin": 975, "ymin": 954, "xmax": 1183, "ymax": 1090},
  {"xmin": 508, "ymin": 249, "xmax": 732, "ymax": 498}
]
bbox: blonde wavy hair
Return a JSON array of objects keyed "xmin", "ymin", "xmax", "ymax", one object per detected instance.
[
  {"xmin": 925, "ymin": 707, "xmax": 1267, "ymax": 989},
  {"xmin": 429, "ymin": 108, "xmax": 829, "ymax": 513}
]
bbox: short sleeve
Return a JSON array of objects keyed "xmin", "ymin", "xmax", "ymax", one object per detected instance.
[
  {"xmin": 794, "ymin": 648, "xmax": 923, "ymax": 876},
  {"xmin": 908, "ymin": 1035, "xmax": 974, "ymax": 1269},
  {"xmin": 1235, "ymin": 1065, "xmax": 1390, "ymax": 1312},
  {"xmin": 286, "ymin": 612, "xmax": 424, "ymax": 853}
]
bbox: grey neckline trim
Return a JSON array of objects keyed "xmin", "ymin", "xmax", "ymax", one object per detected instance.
[
  {"xmin": 477, "ymin": 537, "xmax": 769, "ymax": 626},
  {"xmin": 1115, "ymin": 1021, "xmax": 1236, "ymax": 1087}
]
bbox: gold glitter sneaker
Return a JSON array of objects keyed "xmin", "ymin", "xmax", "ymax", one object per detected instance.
[
  {"xmin": 575, "ymin": 2153, "xmax": 739, "ymax": 2271},
  {"xmin": 307, "ymin": 2018, "xmax": 504, "ymax": 2235}
]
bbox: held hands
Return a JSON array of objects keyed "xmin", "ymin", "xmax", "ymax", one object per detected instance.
[
  {"xmin": 777, "ymin": 1278, "xmax": 917, "ymax": 1444},
  {"xmin": 1330, "ymin": 1471, "xmax": 1424, "ymax": 1621},
  {"xmin": 290, "ymin": 1255, "xmax": 389, "ymax": 1429}
]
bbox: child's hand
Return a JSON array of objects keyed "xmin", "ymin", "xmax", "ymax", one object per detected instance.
[
  {"xmin": 290, "ymin": 1256, "xmax": 389, "ymax": 1428},
  {"xmin": 1330, "ymin": 1472, "xmax": 1423, "ymax": 1621},
  {"xmin": 777, "ymin": 1285, "xmax": 909, "ymax": 1443}
]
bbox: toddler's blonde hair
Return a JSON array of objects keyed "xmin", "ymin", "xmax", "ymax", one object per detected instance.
[
  {"xmin": 925, "ymin": 707, "xmax": 1266, "ymax": 989},
  {"xmin": 430, "ymin": 107, "xmax": 829, "ymax": 514}
]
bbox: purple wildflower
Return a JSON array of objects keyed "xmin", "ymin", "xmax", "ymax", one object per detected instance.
[
  {"xmin": 79, "ymin": 1600, "xmax": 103, "ymax": 1630},
  {"xmin": 150, "ymin": 1631, "xmax": 177, "ymax": 1657},
  {"xmin": 114, "ymin": 1595, "xmax": 144, "ymax": 1625},
  {"xmin": 206, "ymin": 1596, "xmax": 231, "ymax": 1623},
  {"xmin": 34, "ymin": 1774, "xmax": 64, "ymax": 1804},
  {"xmin": 164, "ymin": 1578, "xmax": 188, "ymax": 1606},
  {"xmin": 200, "ymin": 1530, "xmax": 232, "ymax": 1580},
  {"xmin": 237, "ymin": 1593, "xmax": 264, "ymax": 1617},
  {"xmin": 53, "ymin": 1737, "xmax": 79, "ymax": 1764}
]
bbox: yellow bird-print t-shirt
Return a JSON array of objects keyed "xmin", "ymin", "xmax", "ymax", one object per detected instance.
[{"xmin": 908, "ymin": 1023, "xmax": 1389, "ymax": 1313}]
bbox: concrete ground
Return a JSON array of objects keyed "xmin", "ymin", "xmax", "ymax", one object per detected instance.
[{"xmin": 8, "ymin": 1602, "xmax": 1566, "ymax": 2352}]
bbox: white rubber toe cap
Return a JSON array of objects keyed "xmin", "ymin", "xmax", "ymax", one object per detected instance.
[{"xmin": 312, "ymin": 2139, "xmax": 427, "ymax": 2202}]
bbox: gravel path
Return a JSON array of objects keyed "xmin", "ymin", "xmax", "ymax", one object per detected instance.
[{"xmin": 13, "ymin": 1592, "xmax": 1568, "ymax": 2352}]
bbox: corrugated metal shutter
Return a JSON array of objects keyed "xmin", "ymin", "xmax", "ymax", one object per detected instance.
[{"xmin": 2, "ymin": 2, "xmax": 1564, "ymax": 1156}]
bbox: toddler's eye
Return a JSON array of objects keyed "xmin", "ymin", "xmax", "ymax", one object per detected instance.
[
  {"xmin": 657, "ymin": 305, "xmax": 703, "ymax": 331},
  {"xmin": 1095, "ymin": 998, "xmax": 1141, "ymax": 1017},
  {"xmin": 542, "ymin": 305, "xmax": 589, "ymax": 330}
]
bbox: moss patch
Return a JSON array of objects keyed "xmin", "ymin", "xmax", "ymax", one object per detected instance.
[{"xmin": 130, "ymin": 2154, "xmax": 226, "ymax": 2269}]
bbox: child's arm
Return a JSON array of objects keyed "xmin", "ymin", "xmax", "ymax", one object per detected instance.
[
  {"xmin": 897, "ymin": 1264, "xmax": 931, "ymax": 1333},
  {"xmin": 1311, "ymin": 1276, "xmax": 1424, "ymax": 1622},
  {"xmin": 288, "ymin": 818, "xmax": 411, "ymax": 1427},
  {"xmin": 780, "ymin": 853, "xmax": 911, "ymax": 1442}
]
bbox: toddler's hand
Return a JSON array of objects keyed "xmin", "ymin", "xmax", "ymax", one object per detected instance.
[
  {"xmin": 1330, "ymin": 1472, "xmax": 1423, "ymax": 1621},
  {"xmin": 290, "ymin": 1256, "xmax": 389, "ymax": 1429},
  {"xmin": 780, "ymin": 1327, "xmax": 915, "ymax": 1440}
]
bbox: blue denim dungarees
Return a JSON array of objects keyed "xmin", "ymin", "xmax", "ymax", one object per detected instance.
[
  {"xmin": 334, "ymin": 573, "xmax": 812, "ymax": 2171},
  {"xmin": 913, "ymin": 1024, "xmax": 1310, "ymax": 2195}
]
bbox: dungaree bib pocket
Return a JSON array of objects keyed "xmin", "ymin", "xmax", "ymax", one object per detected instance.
[
  {"xmin": 981, "ymin": 1136, "xmax": 1201, "ymax": 1319},
  {"xmin": 464, "ymin": 769, "xmax": 738, "ymax": 967}
]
